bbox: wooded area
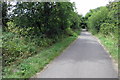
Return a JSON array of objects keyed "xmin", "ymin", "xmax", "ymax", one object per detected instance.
[
  {"xmin": 2, "ymin": 2, "xmax": 83, "ymax": 66},
  {"xmin": 85, "ymin": 2, "xmax": 119, "ymax": 38}
]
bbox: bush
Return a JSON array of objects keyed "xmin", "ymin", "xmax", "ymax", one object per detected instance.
[
  {"xmin": 100, "ymin": 23, "xmax": 118, "ymax": 38},
  {"xmin": 87, "ymin": 7, "xmax": 109, "ymax": 34},
  {"xmin": 65, "ymin": 27, "xmax": 77, "ymax": 37},
  {"xmin": 2, "ymin": 31, "xmax": 61, "ymax": 66},
  {"xmin": 2, "ymin": 32, "xmax": 38, "ymax": 66},
  {"xmin": 6, "ymin": 21, "xmax": 35, "ymax": 37}
]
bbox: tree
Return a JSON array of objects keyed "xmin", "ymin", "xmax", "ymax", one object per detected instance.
[
  {"xmin": 11, "ymin": 2, "xmax": 80, "ymax": 38},
  {"xmin": 2, "ymin": 2, "xmax": 8, "ymax": 27},
  {"xmin": 87, "ymin": 7, "xmax": 109, "ymax": 34}
]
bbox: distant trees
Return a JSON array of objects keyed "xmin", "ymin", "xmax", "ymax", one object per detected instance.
[
  {"xmin": 87, "ymin": 7, "xmax": 109, "ymax": 34},
  {"xmin": 85, "ymin": 1, "xmax": 119, "ymax": 39}
]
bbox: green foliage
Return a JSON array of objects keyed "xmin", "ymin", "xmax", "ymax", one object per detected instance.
[
  {"xmin": 86, "ymin": 1, "xmax": 119, "ymax": 39},
  {"xmin": 0, "ymin": 29, "xmax": 1, "ymax": 41},
  {"xmin": 2, "ymin": 2, "xmax": 82, "ymax": 78},
  {"xmin": 11, "ymin": 2, "xmax": 81, "ymax": 38},
  {"xmin": 87, "ymin": 7, "xmax": 109, "ymax": 34},
  {"xmin": 96, "ymin": 34, "xmax": 118, "ymax": 62},
  {"xmin": 85, "ymin": 1, "xmax": 119, "ymax": 64},
  {"xmin": 7, "ymin": 21, "xmax": 17, "ymax": 33},
  {"xmin": 2, "ymin": 2, "xmax": 8, "ymax": 27},
  {"xmin": 1, "ymin": 2, "xmax": 12, "ymax": 29},
  {"xmin": 2, "ymin": 30, "xmax": 60, "ymax": 67},
  {"xmin": 100, "ymin": 23, "xmax": 118, "ymax": 38},
  {"xmin": 65, "ymin": 27, "xmax": 77, "ymax": 37},
  {"xmin": 2, "ymin": 32, "xmax": 36, "ymax": 66},
  {"xmin": 2, "ymin": 2, "xmax": 82, "ymax": 66},
  {"xmin": 6, "ymin": 21, "xmax": 35, "ymax": 36},
  {"xmin": 3, "ymin": 36, "xmax": 77, "ymax": 78}
]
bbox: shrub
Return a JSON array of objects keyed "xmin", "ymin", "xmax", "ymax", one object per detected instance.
[
  {"xmin": 2, "ymin": 31, "xmax": 57, "ymax": 66},
  {"xmin": 87, "ymin": 7, "xmax": 109, "ymax": 34},
  {"xmin": 100, "ymin": 23, "xmax": 118, "ymax": 38},
  {"xmin": 2, "ymin": 32, "xmax": 38, "ymax": 66},
  {"xmin": 100, "ymin": 23, "xmax": 116, "ymax": 36},
  {"xmin": 65, "ymin": 27, "xmax": 77, "ymax": 37}
]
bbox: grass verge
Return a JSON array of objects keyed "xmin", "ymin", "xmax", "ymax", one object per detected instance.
[
  {"xmin": 95, "ymin": 33, "xmax": 118, "ymax": 62},
  {"xmin": 3, "ymin": 35, "xmax": 78, "ymax": 78}
]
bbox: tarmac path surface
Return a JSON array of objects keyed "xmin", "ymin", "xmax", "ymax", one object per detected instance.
[{"xmin": 35, "ymin": 30, "xmax": 118, "ymax": 78}]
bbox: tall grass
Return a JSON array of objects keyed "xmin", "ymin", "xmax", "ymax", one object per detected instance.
[
  {"xmin": 2, "ymin": 26, "xmax": 80, "ymax": 78},
  {"xmin": 3, "ymin": 35, "xmax": 78, "ymax": 78}
]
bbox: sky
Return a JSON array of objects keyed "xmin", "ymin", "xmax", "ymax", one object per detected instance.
[{"xmin": 70, "ymin": 0, "xmax": 113, "ymax": 16}]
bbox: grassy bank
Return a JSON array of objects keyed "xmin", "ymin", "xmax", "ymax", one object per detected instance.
[
  {"xmin": 95, "ymin": 34, "xmax": 118, "ymax": 62},
  {"xmin": 3, "ymin": 34, "xmax": 78, "ymax": 78}
]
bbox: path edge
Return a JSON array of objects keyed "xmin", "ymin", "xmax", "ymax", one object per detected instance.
[
  {"xmin": 92, "ymin": 34, "xmax": 118, "ymax": 74},
  {"xmin": 31, "ymin": 36, "xmax": 79, "ymax": 78}
]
